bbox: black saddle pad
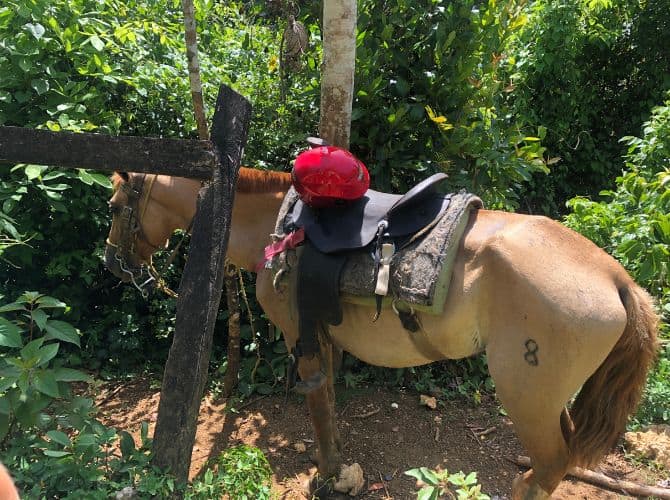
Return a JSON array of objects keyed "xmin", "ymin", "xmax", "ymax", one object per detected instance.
[{"xmin": 288, "ymin": 173, "xmax": 451, "ymax": 253}]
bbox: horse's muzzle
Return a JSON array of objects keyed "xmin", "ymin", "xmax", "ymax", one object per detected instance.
[{"xmin": 104, "ymin": 245, "xmax": 130, "ymax": 282}]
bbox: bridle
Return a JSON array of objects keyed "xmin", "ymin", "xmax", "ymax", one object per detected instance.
[{"xmin": 106, "ymin": 173, "xmax": 180, "ymax": 298}]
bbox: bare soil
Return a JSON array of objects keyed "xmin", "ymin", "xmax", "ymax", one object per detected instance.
[{"xmin": 97, "ymin": 378, "xmax": 666, "ymax": 499}]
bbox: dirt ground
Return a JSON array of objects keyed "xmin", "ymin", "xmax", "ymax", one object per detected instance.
[{"xmin": 97, "ymin": 378, "xmax": 667, "ymax": 499}]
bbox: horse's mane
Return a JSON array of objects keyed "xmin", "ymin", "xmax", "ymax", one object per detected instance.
[
  {"xmin": 111, "ymin": 168, "xmax": 292, "ymax": 194},
  {"xmin": 237, "ymin": 167, "xmax": 292, "ymax": 193}
]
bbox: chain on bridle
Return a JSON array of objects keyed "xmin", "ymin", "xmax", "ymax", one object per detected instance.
[{"xmin": 106, "ymin": 173, "xmax": 180, "ymax": 298}]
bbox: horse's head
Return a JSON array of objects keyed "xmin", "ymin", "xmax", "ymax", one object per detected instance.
[{"xmin": 104, "ymin": 172, "xmax": 189, "ymax": 295}]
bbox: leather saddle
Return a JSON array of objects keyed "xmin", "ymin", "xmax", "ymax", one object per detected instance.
[
  {"xmin": 287, "ymin": 173, "xmax": 450, "ymax": 253},
  {"xmin": 284, "ymin": 172, "xmax": 453, "ymax": 393}
]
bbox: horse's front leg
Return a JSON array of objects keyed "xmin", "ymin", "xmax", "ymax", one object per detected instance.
[
  {"xmin": 255, "ymin": 270, "xmax": 342, "ymax": 478},
  {"xmin": 298, "ymin": 351, "xmax": 342, "ymax": 479}
]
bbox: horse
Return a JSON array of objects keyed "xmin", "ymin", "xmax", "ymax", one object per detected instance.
[{"xmin": 104, "ymin": 168, "xmax": 658, "ymax": 499}]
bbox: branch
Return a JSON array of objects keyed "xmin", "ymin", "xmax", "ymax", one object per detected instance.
[{"xmin": 513, "ymin": 455, "xmax": 670, "ymax": 499}]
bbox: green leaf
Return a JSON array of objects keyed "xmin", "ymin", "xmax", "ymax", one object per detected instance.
[
  {"xmin": 0, "ymin": 367, "xmax": 21, "ymax": 393},
  {"xmin": 33, "ymin": 369, "xmax": 59, "ymax": 397},
  {"xmin": 24, "ymin": 164, "xmax": 45, "ymax": 180},
  {"xmin": 36, "ymin": 296, "xmax": 66, "ymax": 309},
  {"xmin": 0, "ymin": 317, "xmax": 23, "ymax": 348},
  {"xmin": 89, "ymin": 35, "xmax": 105, "ymax": 51},
  {"xmin": 31, "ymin": 308, "xmax": 48, "ymax": 331},
  {"xmin": 418, "ymin": 467, "xmax": 440, "ymax": 485},
  {"xmin": 43, "ymin": 450, "xmax": 71, "ymax": 457},
  {"xmin": 21, "ymin": 337, "xmax": 44, "ymax": 362},
  {"xmin": 119, "ymin": 431, "xmax": 136, "ymax": 457},
  {"xmin": 463, "ymin": 471, "xmax": 478, "ymax": 485},
  {"xmin": 31, "ymin": 79, "xmax": 49, "ymax": 95},
  {"xmin": 77, "ymin": 170, "xmax": 95, "ymax": 185},
  {"xmin": 417, "ymin": 485, "xmax": 438, "ymax": 500},
  {"xmin": 25, "ymin": 23, "xmax": 45, "ymax": 39},
  {"xmin": 44, "ymin": 320, "xmax": 80, "ymax": 347},
  {"xmin": 0, "ymin": 302, "xmax": 27, "ymax": 313},
  {"xmin": 76, "ymin": 433, "xmax": 99, "ymax": 447},
  {"xmin": 47, "ymin": 430, "xmax": 71, "ymax": 446},
  {"xmin": 53, "ymin": 367, "xmax": 90, "ymax": 382},
  {"xmin": 36, "ymin": 343, "xmax": 59, "ymax": 367},
  {"xmin": 87, "ymin": 171, "xmax": 113, "ymax": 188}
]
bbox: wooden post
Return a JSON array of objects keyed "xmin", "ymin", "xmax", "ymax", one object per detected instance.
[{"xmin": 151, "ymin": 85, "xmax": 252, "ymax": 482}]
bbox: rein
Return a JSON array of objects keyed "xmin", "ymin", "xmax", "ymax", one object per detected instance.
[{"xmin": 106, "ymin": 173, "xmax": 179, "ymax": 298}]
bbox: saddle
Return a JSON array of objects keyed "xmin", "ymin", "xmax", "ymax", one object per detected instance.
[
  {"xmin": 281, "ymin": 174, "xmax": 453, "ymax": 360},
  {"xmin": 286, "ymin": 173, "xmax": 450, "ymax": 253}
]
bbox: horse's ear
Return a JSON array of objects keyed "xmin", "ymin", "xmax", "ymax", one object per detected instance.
[{"xmin": 115, "ymin": 171, "xmax": 130, "ymax": 182}]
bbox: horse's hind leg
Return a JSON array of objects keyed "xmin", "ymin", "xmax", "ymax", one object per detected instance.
[{"xmin": 487, "ymin": 340, "xmax": 573, "ymax": 499}]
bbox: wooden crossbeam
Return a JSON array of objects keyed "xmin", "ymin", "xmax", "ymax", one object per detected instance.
[{"xmin": 0, "ymin": 126, "xmax": 215, "ymax": 179}]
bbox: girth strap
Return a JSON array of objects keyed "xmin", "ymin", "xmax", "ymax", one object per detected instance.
[{"xmin": 295, "ymin": 241, "xmax": 347, "ymax": 357}]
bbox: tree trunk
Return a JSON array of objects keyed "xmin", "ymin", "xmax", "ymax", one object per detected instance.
[
  {"xmin": 319, "ymin": 0, "xmax": 357, "ymax": 147},
  {"xmin": 182, "ymin": 0, "xmax": 209, "ymax": 140}
]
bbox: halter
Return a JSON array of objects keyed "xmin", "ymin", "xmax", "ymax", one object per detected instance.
[{"xmin": 106, "ymin": 173, "xmax": 178, "ymax": 298}]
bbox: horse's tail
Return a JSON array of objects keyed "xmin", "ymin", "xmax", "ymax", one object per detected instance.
[{"xmin": 568, "ymin": 283, "xmax": 658, "ymax": 468}]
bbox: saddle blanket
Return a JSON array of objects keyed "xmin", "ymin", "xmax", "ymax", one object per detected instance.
[{"xmin": 269, "ymin": 187, "xmax": 482, "ymax": 315}]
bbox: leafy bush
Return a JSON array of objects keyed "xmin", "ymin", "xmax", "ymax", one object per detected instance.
[
  {"xmin": 352, "ymin": 0, "xmax": 548, "ymax": 209},
  {"xmin": 0, "ymin": 292, "xmax": 273, "ymax": 498},
  {"xmin": 0, "ymin": 0, "xmax": 316, "ymax": 372},
  {"xmin": 565, "ymin": 92, "xmax": 670, "ymax": 423},
  {"xmin": 194, "ymin": 445, "xmax": 273, "ymax": 500},
  {"xmin": 508, "ymin": 0, "xmax": 670, "ymax": 214}
]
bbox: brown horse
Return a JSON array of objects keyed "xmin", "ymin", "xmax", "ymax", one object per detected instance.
[{"xmin": 104, "ymin": 169, "xmax": 658, "ymax": 499}]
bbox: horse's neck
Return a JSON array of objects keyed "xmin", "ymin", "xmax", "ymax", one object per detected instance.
[
  {"xmin": 228, "ymin": 191, "xmax": 286, "ymax": 270},
  {"xmin": 163, "ymin": 174, "xmax": 286, "ymax": 271}
]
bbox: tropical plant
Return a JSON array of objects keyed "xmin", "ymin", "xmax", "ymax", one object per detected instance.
[{"xmin": 565, "ymin": 92, "xmax": 670, "ymax": 423}]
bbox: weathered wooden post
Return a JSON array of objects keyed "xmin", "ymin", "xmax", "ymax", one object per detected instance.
[
  {"xmin": 0, "ymin": 83, "xmax": 252, "ymax": 485},
  {"xmin": 150, "ymin": 85, "xmax": 251, "ymax": 481}
]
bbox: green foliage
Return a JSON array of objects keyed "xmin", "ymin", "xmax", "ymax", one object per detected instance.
[
  {"xmin": 0, "ymin": 292, "xmax": 88, "ymax": 440},
  {"xmin": 0, "ymin": 0, "xmax": 315, "ymax": 373},
  {"xmin": 405, "ymin": 466, "xmax": 489, "ymax": 500},
  {"xmin": 353, "ymin": 0, "xmax": 549, "ymax": 209},
  {"xmin": 565, "ymin": 93, "xmax": 670, "ymax": 423},
  {"xmin": 0, "ymin": 292, "xmax": 273, "ymax": 498},
  {"xmin": 192, "ymin": 445, "xmax": 272, "ymax": 500},
  {"xmin": 508, "ymin": 0, "xmax": 670, "ymax": 214},
  {"xmin": 339, "ymin": 355, "xmax": 493, "ymax": 407},
  {"xmin": 0, "ymin": 291, "xmax": 146, "ymax": 497}
]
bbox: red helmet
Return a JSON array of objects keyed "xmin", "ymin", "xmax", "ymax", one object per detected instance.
[{"xmin": 292, "ymin": 146, "xmax": 370, "ymax": 208}]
